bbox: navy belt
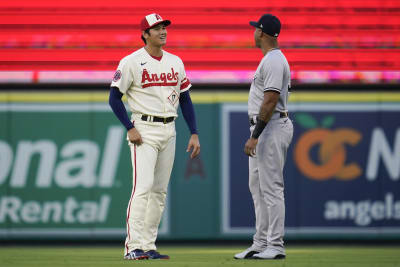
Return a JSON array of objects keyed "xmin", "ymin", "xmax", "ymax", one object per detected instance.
[
  {"xmin": 250, "ymin": 112, "xmax": 288, "ymax": 126},
  {"xmin": 141, "ymin": 115, "xmax": 175, "ymax": 124}
]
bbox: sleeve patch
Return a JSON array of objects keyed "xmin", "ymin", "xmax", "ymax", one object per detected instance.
[{"xmin": 113, "ymin": 70, "xmax": 122, "ymax": 82}]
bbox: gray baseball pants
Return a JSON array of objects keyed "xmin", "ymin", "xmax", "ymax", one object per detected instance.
[{"xmin": 249, "ymin": 115, "xmax": 293, "ymax": 253}]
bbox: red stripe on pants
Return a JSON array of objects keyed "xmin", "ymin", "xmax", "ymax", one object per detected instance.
[{"xmin": 125, "ymin": 144, "xmax": 137, "ymax": 254}]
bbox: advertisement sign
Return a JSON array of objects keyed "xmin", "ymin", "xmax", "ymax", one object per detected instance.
[
  {"xmin": 222, "ymin": 103, "xmax": 400, "ymax": 237},
  {"xmin": 1, "ymin": 96, "xmax": 399, "ymax": 240},
  {"xmin": 0, "ymin": 104, "xmax": 169, "ymax": 239}
]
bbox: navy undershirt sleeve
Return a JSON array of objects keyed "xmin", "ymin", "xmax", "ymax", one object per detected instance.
[
  {"xmin": 179, "ymin": 91, "xmax": 198, "ymax": 134},
  {"xmin": 109, "ymin": 86, "xmax": 134, "ymax": 131}
]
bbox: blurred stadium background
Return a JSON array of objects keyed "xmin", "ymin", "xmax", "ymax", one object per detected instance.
[{"xmin": 0, "ymin": 0, "xmax": 399, "ymax": 247}]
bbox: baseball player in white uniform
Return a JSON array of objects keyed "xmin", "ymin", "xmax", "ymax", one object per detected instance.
[
  {"xmin": 109, "ymin": 13, "xmax": 200, "ymax": 260},
  {"xmin": 234, "ymin": 14, "xmax": 293, "ymax": 260}
]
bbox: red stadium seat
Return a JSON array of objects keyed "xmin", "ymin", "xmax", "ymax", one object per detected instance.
[{"xmin": 0, "ymin": 0, "xmax": 399, "ymax": 83}]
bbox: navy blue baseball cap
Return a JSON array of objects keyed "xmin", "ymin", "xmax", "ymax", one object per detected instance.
[{"xmin": 250, "ymin": 14, "xmax": 281, "ymax": 37}]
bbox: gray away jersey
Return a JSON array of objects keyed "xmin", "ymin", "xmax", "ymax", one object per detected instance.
[{"xmin": 248, "ymin": 49, "xmax": 291, "ymax": 117}]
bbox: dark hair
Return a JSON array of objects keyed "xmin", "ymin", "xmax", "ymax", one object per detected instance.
[{"xmin": 141, "ymin": 29, "xmax": 150, "ymax": 44}]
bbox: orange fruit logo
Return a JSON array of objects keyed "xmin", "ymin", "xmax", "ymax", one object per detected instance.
[{"xmin": 294, "ymin": 113, "xmax": 362, "ymax": 181}]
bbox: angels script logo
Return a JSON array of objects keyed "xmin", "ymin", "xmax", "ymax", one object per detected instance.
[{"xmin": 141, "ymin": 68, "xmax": 179, "ymax": 88}]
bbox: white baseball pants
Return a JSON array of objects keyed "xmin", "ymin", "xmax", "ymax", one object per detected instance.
[{"xmin": 124, "ymin": 119, "xmax": 176, "ymax": 255}]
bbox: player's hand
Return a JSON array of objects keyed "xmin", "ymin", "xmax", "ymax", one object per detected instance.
[
  {"xmin": 127, "ymin": 127, "xmax": 143, "ymax": 146},
  {"xmin": 244, "ymin": 138, "xmax": 258, "ymax": 157},
  {"xmin": 187, "ymin": 134, "xmax": 200, "ymax": 159}
]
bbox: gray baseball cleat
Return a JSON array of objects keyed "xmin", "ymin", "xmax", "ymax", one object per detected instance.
[
  {"xmin": 234, "ymin": 247, "xmax": 262, "ymax": 259},
  {"xmin": 252, "ymin": 247, "xmax": 286, "ymax": 259}
]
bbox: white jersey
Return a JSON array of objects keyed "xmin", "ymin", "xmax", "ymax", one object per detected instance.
[{"xmin": 111, "ymin": 47, "xmax": 191, "ymax": 118}]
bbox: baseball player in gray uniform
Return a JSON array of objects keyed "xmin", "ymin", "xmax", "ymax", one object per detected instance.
[{"xmin": 234, "ymin": 14, "xmax": 293, "ymax": 260}]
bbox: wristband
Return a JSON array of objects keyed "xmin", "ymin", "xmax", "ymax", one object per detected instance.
[{"xmin": 251, "ymin": 118, "xmax": 267, "ymax": 139}]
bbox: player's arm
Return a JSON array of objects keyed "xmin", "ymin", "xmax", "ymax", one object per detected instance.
[
  {"xmin": 179, "ymin": 91, "xmax": 200, "ymax": 158},
  {"xmin": 244, "ymin": 91, "xmax": 279, "ymax": 156},
  {"xmin": 245, "ymin": 55, "xmax": 283, "ymax": 156},
  {"xmin": 109, "ymin": 86, "xmax": 133, "ymax": 130},
  {"xmin": 252, "ymin": 91, "xmax": 279, "ymax": 138},
  {"xmin": 108, "ymin": 87, "xmax": 143, "ymax": 145}
]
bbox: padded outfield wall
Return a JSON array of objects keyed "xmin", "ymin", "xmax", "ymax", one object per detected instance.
[{"xmin": 0, "ymin": 91, "xmax": 399, "ymax": 240}]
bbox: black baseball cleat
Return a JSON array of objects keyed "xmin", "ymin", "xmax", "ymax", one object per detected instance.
[
  {"xmin": 124, "ymin": 249, "xmax": 149, "ymax": 260},
  {"xmin": 145, "ymin": 250, "xmax": 170, "ymax": 260}
]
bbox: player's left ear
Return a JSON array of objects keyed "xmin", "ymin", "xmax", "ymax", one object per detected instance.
[{"xmin": 263, "ymin": 32, "xmax": 274, "ymax": 41}]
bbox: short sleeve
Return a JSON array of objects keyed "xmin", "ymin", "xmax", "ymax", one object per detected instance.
[
  {"xmin": 110, "ymin": 57, "xmax": 133, "ymax": 94},
  {"xmin": 263, "ymin": 56, "xmax": 284, "ymax": 93},
  {"xmin": 178, "ymin": 59, "xmax": 191, "ymax": 92}
]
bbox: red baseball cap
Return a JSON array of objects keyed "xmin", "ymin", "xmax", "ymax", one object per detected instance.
[{"xmin": 140, "ymin": 13, "xmax": 171, "ymax": 31}]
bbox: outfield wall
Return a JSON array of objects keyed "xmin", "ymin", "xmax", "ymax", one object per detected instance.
[{"xmin": 0, "ymin": 91, "xmax": 399, "ymax": 240}]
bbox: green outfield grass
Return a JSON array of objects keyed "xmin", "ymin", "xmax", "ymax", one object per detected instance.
[{"xmin": 0, "ymin": 245, "xmax": 399, "ymax": 267}]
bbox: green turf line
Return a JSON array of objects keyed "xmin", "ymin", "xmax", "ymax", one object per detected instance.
[{"xmin": 0, "ymin": 246, "xmax": 399, "ymax": 267}]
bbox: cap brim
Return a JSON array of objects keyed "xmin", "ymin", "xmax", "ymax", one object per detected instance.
[{"xmin": 249, "ymin": 21, "xmax": 259, "ymax": 28}]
